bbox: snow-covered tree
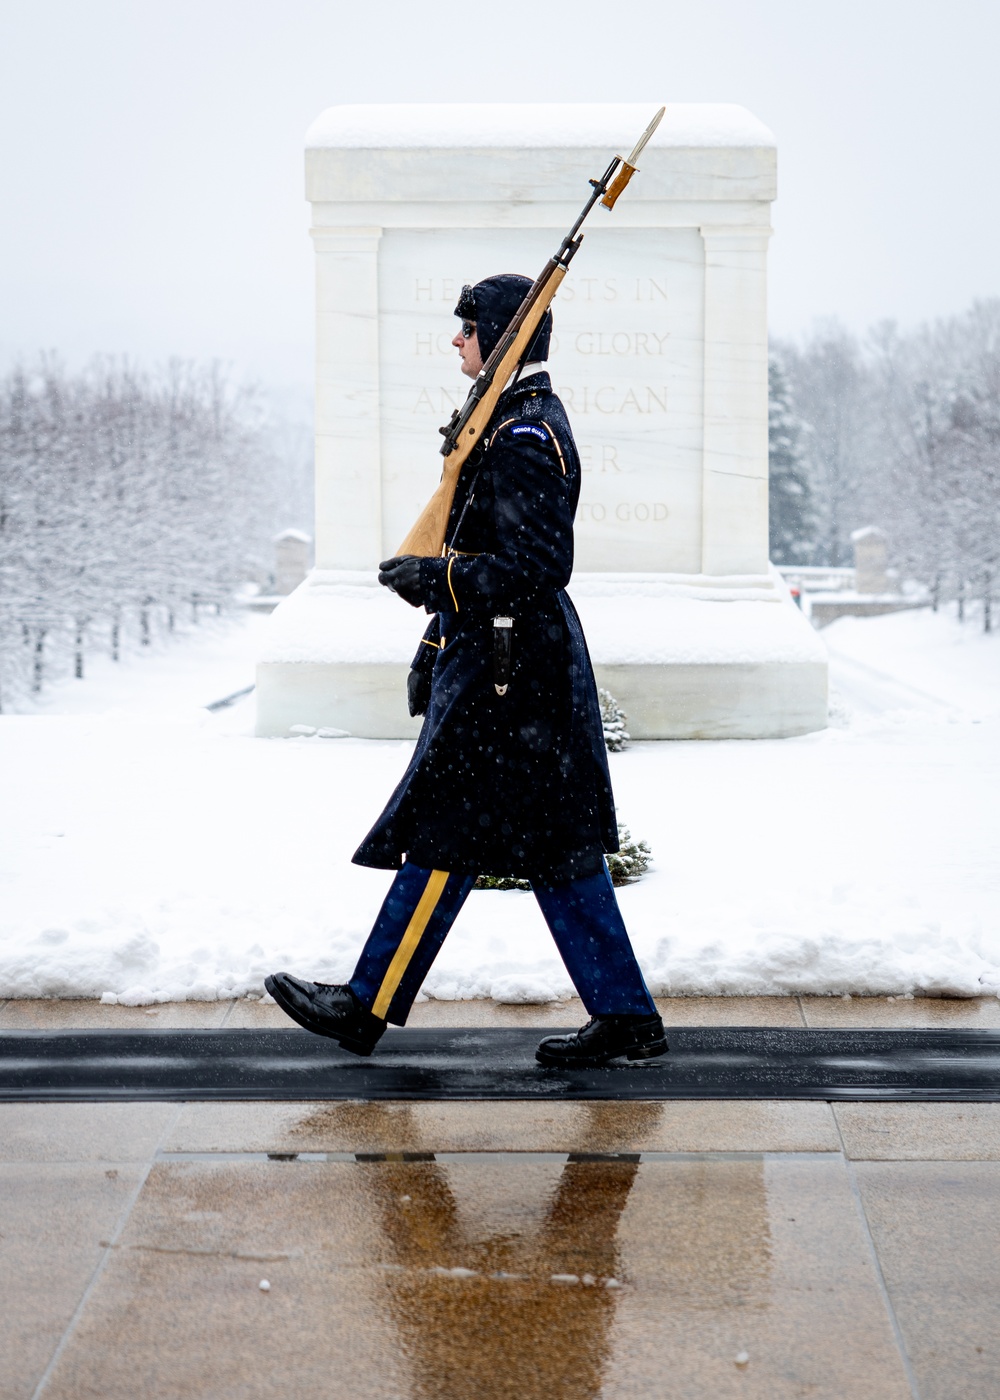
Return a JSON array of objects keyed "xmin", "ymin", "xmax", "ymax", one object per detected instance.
[
  {"xmin": 598, "ymin": 688, "xmax": 630, "ymax": 752},
  {"xmin": 768, "ymin": 354, "xmax": 817, "ymax": 563},
  {"xmin": 0, "ymin": 357, "xmax": 311, "ymax": 707},
  {"xmin": 778, "ymin": 301, "xmax": 1000, "ymax": 629},
  {"xmin": 775, "ymin": 326, "xmax": 870, "ymax": 566}
]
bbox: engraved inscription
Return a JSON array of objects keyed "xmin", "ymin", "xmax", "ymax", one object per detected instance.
[
  {"xmin": 414, "ymin": 330, "xmax": 669, "ymax": 357},
  {"xmin": 415, "ymin": 332, "xmax": 459, "ymax": 356},
  {"xmin": 414, "ymin": 277, "xmax": 460, "ymax": 303},
  {"xmin": 557, "ymin": 386, "xmax": 668, "ymax": 415},
  {"xmin": 411, "ymin": 276, "xmax": 669, "ymax": 304},
  {"xmin": 411, "ymin": 387, "xmax": 668, "ymax": 415},
  {"xmin": 412, "ymin": 387, "xmax": 467, "ymax": 414},
  {"xmin": 578, "ymin": 502, "xmax": 669, "ymax": 524},
  {"xmin": 578, "ymin": 443, "xmax": 623, "ymax": 473},
  {"xmin": 378, "ymin": 225, "xmax": 702, "ymax": 573},
  {"xmin": 558, "ymin": 277, "xmax": 668, "ymax": 303},
  {"xmin": 573, "ymin": 331, "xmax": 669, "ymax": 355}
]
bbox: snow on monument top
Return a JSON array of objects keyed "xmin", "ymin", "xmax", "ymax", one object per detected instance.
[{"xmin": 306, "ymin": 103, "xmax": 775, "ymax": 152}]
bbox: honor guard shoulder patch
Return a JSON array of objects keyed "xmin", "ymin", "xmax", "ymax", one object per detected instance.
[
  {"xmin": 509, "ymin": 423, "xmax": 550, "ymax": 443},
  {"xmin": 488, "ymin": 418, "xmax": 565, "ymax": 474}
]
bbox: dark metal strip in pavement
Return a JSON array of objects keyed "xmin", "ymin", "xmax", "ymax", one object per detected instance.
[
  {"xmin": 1, "ymin": 1026, "xmax": 1000, "ymax": 1101},
  {"xmin": 155, "ymin": 1151, "xmax": 834, "ymax": 1165}
]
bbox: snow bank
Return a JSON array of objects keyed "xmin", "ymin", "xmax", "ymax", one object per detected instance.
[
  {"xmin": 306, "ymin": 104, "xmax": 775, "ymax": 152},
  {"xmin": 2, "ymin": 608, "xmax": 997, "ymax": 1002}
]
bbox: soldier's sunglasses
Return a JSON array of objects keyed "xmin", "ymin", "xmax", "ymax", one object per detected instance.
[{"xmin": 460, "ymin": 320, "xmax": 476, "ymax": 339}]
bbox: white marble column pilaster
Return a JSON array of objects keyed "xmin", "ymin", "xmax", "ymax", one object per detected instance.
[
  {"xmin": 699, "ymin": 225, "xmax": 772, "ymax": 576},
  {"xmin": 311, "ymin": 226, "xmax": 383, "ymax": 570}
]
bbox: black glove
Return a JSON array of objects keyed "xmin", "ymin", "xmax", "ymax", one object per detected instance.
[
  {"xmin": 378, "ymin": 555, "xmax": 424, "ymax": 608},
  {"xmin": 407, "ymin": 667, "xmax": 432, "ymax": 717}
]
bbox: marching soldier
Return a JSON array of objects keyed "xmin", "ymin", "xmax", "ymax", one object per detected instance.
[{"xmin": 267, "ymin": 274, "xmax": 666, "ymax": 1068}]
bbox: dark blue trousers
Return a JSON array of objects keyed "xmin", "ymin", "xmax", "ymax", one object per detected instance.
[{"xmin": 349, "ymin": 861, "xmax": 655, "ymax": 1026}]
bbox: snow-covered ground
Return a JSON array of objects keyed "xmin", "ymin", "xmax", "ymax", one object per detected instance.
[{"xmin": 2, "ymin": 604, "xmax": 998, "ymax": 1003}]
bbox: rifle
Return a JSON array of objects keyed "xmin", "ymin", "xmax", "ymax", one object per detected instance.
[{"xmin": 396, "ymin": 105, "xmax": 666, "ymax": 558}]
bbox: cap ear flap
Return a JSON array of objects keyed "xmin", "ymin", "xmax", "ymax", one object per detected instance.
[{"xmin": 454, "ymin": 284, "xmax": 477, "ymax": 319}]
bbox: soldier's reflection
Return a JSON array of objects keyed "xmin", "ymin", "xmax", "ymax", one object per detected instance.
[{"xmin": 358, "ymin": 1146, "xmax": 642, "ymax": 1399}]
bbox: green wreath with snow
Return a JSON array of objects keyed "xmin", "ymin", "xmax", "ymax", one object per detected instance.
[{"xmin": 474, "ymin": 822, "xmax": 652, "ymax": 891}]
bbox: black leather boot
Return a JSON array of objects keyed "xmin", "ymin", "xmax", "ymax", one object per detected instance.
[
  {"xmin": 535, "ymin": 1013, "xmax": 668, "ymax": 1068},
  {"xmin": 264, "ymin": 973, "xmax": 386, "ymax": 1056}
]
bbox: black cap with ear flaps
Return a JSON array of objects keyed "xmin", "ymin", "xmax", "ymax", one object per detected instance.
[{"xmin": 454, "ymin": 274, "xmax": 553, "ymax": 363}]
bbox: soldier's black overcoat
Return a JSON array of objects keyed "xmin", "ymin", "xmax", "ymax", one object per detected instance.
[{"xmin": 353, "ymin": 371, "xmax": 618, "ymax": 883}]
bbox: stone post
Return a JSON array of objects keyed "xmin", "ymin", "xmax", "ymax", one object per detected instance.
[
  {"xmin": 274, "ymin": 530, "xmax": 312, "ymax": 596},
  {"xmin": 852, "ymin": 526, "xmax": 889, "ymax": 595}
]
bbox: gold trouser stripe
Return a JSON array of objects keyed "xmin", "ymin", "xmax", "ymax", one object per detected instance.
[{"xmin": 371, "ymin": 869, "xmax": 450, "ymax": 1019}]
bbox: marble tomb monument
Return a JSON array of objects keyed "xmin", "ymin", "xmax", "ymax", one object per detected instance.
[{"xmin": 255, "ymin": 103, "xmax": 827, "ymax": 739}]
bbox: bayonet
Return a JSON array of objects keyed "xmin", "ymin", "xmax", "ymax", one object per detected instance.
[
  {"xmin": 602, "ymin": 104, "xmax": 665, "ymax": 210},
  {"xmin": 627, "ymin": 104, "xmax": 666, "ymax": 166}
]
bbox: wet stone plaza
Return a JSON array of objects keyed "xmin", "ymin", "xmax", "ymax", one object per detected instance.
[{"xmin": 3, "ymin": 994, "xmax": 1000, "ymax": 1399}]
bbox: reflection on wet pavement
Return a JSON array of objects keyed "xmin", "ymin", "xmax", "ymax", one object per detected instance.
[
  {"xmin": 363, "ymin": 1156, "xmax": 634, "ymax": 1399},
  {"xmin": 346, "ymin": 1103, "xmax": 770, "ymax": 1399}
]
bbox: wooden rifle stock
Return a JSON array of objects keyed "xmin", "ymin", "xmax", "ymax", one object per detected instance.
[{"xmin": 395, "ymin": 107, "xmax": 665, "ymax": 559}]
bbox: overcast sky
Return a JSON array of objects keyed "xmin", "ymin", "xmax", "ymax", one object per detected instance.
[{"xmin": 2, "ymin": 0, "xmax": 999, "ymax": 398}]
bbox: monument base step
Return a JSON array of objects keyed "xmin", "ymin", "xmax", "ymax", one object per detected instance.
[
  {"xmin": 254, "ymin": 569, "xmax": 829, "ymax": 740},
  {"xmin": 255, "ymin": 658, "xmax": 827, "ymax": 740}
]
